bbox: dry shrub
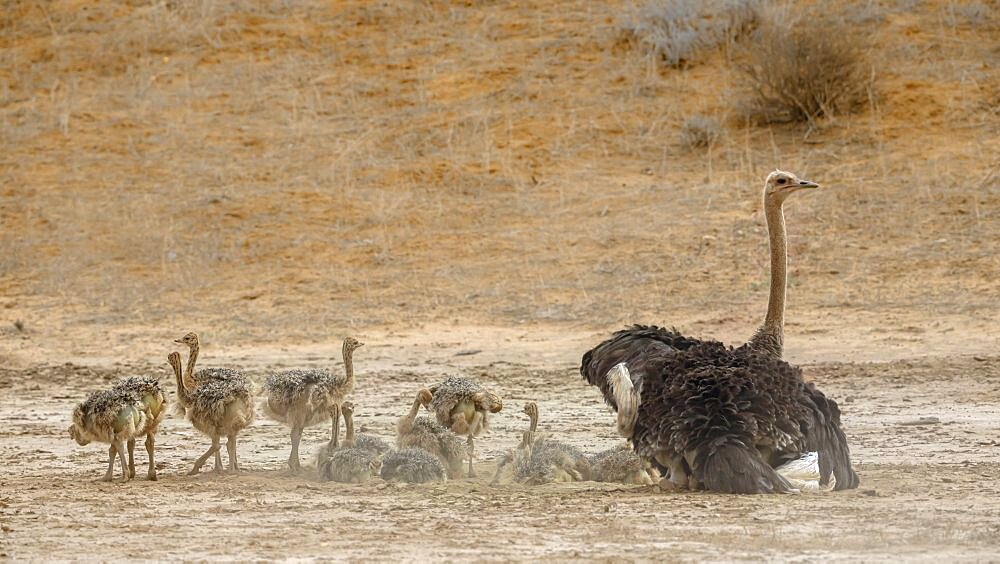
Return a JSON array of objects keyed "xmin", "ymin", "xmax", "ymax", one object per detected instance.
[
  {"xmin": 680, "ymin": 115, "xmax": 722, "ymax": 149},
  {"xmin": 620, "ymin": 0, "xmax": 762, "ymax": 66},
  {"xmin": 739, "ymin": 12, "xmax": 874, "ymax": 123}
]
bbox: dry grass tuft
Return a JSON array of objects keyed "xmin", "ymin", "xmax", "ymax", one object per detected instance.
[
  {"xmin": 738, "ymin": 10, "xmax": 874, "ymax": 124},
  {"xmin": 620, "ymin": 0, "xmax": 761, "ymax": 66},
  {"xmin": 680, "ymin": 115, "xmax": 722, "ymax": 149}
]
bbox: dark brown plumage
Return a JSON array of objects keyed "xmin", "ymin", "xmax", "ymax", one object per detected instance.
[{"xmin": 582, "ymin": 329, "xmax": 858, "ymax": 494}]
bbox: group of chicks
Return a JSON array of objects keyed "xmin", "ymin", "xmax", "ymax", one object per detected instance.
[{"xmin": 68, "ymin": 333, "xmax": 655, "ymax": 487}]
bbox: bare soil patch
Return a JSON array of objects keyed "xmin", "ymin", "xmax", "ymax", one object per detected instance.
[{"xmin": 2, "ymin": 345, "xmax": 999, "ymax": 560}]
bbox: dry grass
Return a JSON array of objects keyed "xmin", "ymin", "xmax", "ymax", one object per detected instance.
[
  {"xmin": 0, "ymin": 0, "xmax": 997, "ymax": 346},
  {"xmin": 619, "ymin": 0, "xmax": 761, "ymax": 66},
  {"xmin": 680, "ymin": 115, "xmax": 722, "ymax": 149},
  {"xmin": 738, "ymin": 9, "xmax": 875, "ymax": 124}
]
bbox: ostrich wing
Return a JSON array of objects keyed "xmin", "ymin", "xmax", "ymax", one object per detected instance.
[
  {"xmin": 580, "ymin": 325, "xmax": 701, "ymax": 411},
  {"xmin": 797, "ymin": 383, "xmax": 860, "ymax": 490}
]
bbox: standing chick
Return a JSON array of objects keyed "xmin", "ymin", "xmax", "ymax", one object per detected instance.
[
  {"xmin": 262, "ymin": 337, "xmax": 365, "ymax": 472},
  {"xmin": 169, "ymin": 351, "xmax": 255, "ymax": 475},
  {"xmin": 109, "ymin": 375, "xmax": 168, "ymax": 480},
  {"xmin": 68, "ymin": 389, "xmax": 147, "ymax": 482}
]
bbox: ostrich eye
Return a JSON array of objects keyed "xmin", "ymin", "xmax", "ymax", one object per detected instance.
[{"xmin": 776, "ymin": 178, "xmax": 786, "ymax": 185}]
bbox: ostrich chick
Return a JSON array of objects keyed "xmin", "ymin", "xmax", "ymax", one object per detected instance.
[
  {"xmin": 68, "ymin": 388, "xmax": 148, "ymax": 482},
  {"xmin": 317, "ymin": 402, "xmax": 382, "ymax": 483},
  {"xmin": 397, "ymin": 388, "xmax": 468, "ymax": 479},
  {"xmin": 380, "ymin": 448, "xmax": 447, "ymax": 484},
  {"xmin": 169, "ymin": 351, "xmax": 255, "ymax": 475},
  {"xmin": 109, "ymin": 375, "xmax": 168, "ymax": 480},
  {"xmin": 427, "ymin": 377, "xmax": 502, "ymax": 476},
  {"xmin": 590, "ymin": 445, "xmax": 656, "ymax": 485},
  {"xmin": 262, "ymin": 337, "xmax": 365, "ymax": 472},
  {"xmin": 494, "ymin": 402, "xmax": 590, "ymax": 485}
]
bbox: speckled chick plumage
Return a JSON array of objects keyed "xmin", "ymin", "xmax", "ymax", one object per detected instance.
[
  {"xmin": 316, "ymin": 401, "xmax": 385, "ymax": 483},
  {"xmin": 263, "ymin": 337, "xmax": 363, "ymax": 424},
  {"xmin": 317, "ymin": 443, "xmax": 382, "ymax": 483},
  {"xmin": 397, "ymin": 389, "xmax": 467, "ymax": 479},
  {"xmin": 493, "ymin": 402, "xmax": 589, "ymax": 485},
  {"xmin": 515, "ymin": 441, "xmax": 588, "ymax": 484},
  {"xmin": 69, "ymin": 388, "xmax": 147, "ymax": 447},
  {"xmin": 589, "ymin": 445, "xmax": 656, "ymax": 485},
  {"xmin": 178, "ymin": 377, "xmax": 255, "ymax": 437},
  {"xmin": 380, "ymin": 448, "xmax": 447, "ymax": 483},
  {"xmin": 262, "ymin": 368, "xmax": 346, "ymax": 427},
  {"xmin": 353, "ymin": 433, "xmax": 392, "ymax": 455},
  {"xmin": 169, "ymin": 350, "xmax": 254, "ymax": 475},
  {"xmin": 111, "ymin": 376, "xmax": 167, "ymax": 436},
  {"xmin": 427, "ymin": 376, "xmax": 502, "ymax": 435}
]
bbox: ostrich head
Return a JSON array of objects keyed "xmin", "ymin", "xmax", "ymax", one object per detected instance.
[
  {"xmin": 174, "ymin": 332, "xmax": 199, "ymax": 349},
  {"xmin": 764, "ymin": 170, "xmax": 819, "ymax": 203},
  {"xmin": 416, "ymin": 388, "xmax": 433, "ymax": 407},
  {"xmin": 68, "ymin": 423, "xmax": 89, "ymax": 446},
  {"xmin": 523, "ymin": 401, "xmax": 538, "ymax": 420},
  {"xmin": 341, "ymin": 401, "xmax": 354, "ymax": 416},
  {"xmin": 343, "ymin": 337, "xmax": 365, "ymax": 352},
  {"xmin": 475, "ymin": 390, "xmax": 503, "ymax": 413}
]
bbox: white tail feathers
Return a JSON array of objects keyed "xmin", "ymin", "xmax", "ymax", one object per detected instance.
[
  {"xmin": 607, "ymin": 363, "xmax": 639, "ymax": 438},
  {"xmin": 775, "ymin": 452, "xmax": 830, "ymax": 491}
]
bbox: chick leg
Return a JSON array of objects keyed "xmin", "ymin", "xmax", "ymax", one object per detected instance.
[
  {"xmin": 127, "ymin": 438, "xmax": 136, "ymax": 479},
  {"xmin": 101, "ymin": 444, "xmax": 116, "ymax": 482},
  {"xmin": 145, "ymin": 434, "xmax": 157, "ymax": 480},
  {"xmin": 190, "ymin": 437, "xmax": 221, "ymax": 475},
  {"xmin": 113, "ymin": 439, "xmax": 130, "ymax": 482},
  {"xmin": 227, "ymin": 433, "xmax": 240, "ymax": 474},
  {"xmin": 214, "ymin": 440, "xmax": 224, "ymax": 473},
  {"xmin": 288, "ymin": 425, "xmax": 303, "ymax": 473}
]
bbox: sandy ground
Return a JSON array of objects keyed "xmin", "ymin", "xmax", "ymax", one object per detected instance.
[{"xmin": 2, "ymin": 330, "xmax": 999, "ymax": 561}]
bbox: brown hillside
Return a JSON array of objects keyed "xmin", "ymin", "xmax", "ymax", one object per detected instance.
[{"xmin": 0, "ymin": 0, "xmax": 997, "ymax": 356}]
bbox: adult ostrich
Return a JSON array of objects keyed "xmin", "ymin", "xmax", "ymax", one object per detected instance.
[{"xmin": 580, "ymin": 170, "xmax": 859, "ymax": 494}]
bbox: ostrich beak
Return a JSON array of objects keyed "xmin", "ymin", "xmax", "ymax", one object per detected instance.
[
  {"xmin": 173, "ymin": 338, "xmax": 184, "ymax": 344},
  {"xmin": 797, "ymin": 179, "xmax": 819, "ymax": 188}
]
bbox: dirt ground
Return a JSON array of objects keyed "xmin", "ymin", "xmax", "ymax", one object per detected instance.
[
  {"xmin": 2, "ymin": 330, "xmax": 1000, "ymax": 561},
  {"xmin": 1, "ymin": 0, "xmax": 999, "ymax": 561}
]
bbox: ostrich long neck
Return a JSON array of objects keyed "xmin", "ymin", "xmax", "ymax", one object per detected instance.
[
  {"xmin": 183, "ymin": 342, "xmax": 199, "ymax": 391},
  {"xmin": 341, "ymin": 343, "xmax": 355, "ymax": 387},
  {"xmin": 749, "ymin": 196, "xmax": 788, "ymax": 357},
  {"xmin": 171, "ymin": 360, "xmax": 191, "ymax": 406},
  {"xmin": 406, "ymin": 397, "xmax": 422, "ymax": 424},
  {"xmin": 343, "ymin": 411, "xmax": 355, "ymax": 446}
]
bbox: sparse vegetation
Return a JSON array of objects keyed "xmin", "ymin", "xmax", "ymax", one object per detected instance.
[
  {"xmin": 620, "ymin": 0, "xmax": 762, "ymax": 66},
  {"xmin": 680, "ymin": 115, "xmax": 722, "ymax": 149},
  {"xmin": 738, "ymin": 11, "xmax": 874, "ymax": 123}
]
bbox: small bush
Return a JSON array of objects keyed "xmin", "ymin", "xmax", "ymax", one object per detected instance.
[
  {"xmin": 739, "ymin": 12, "xmax": 874, "ymax": 123},
  {"xmin": 680, "ymin": 116, "xmax": 722, "ymax": 148},
  {"xmin": 621, "ymin": 0, "xmax": 762, "ymax": 66}
]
